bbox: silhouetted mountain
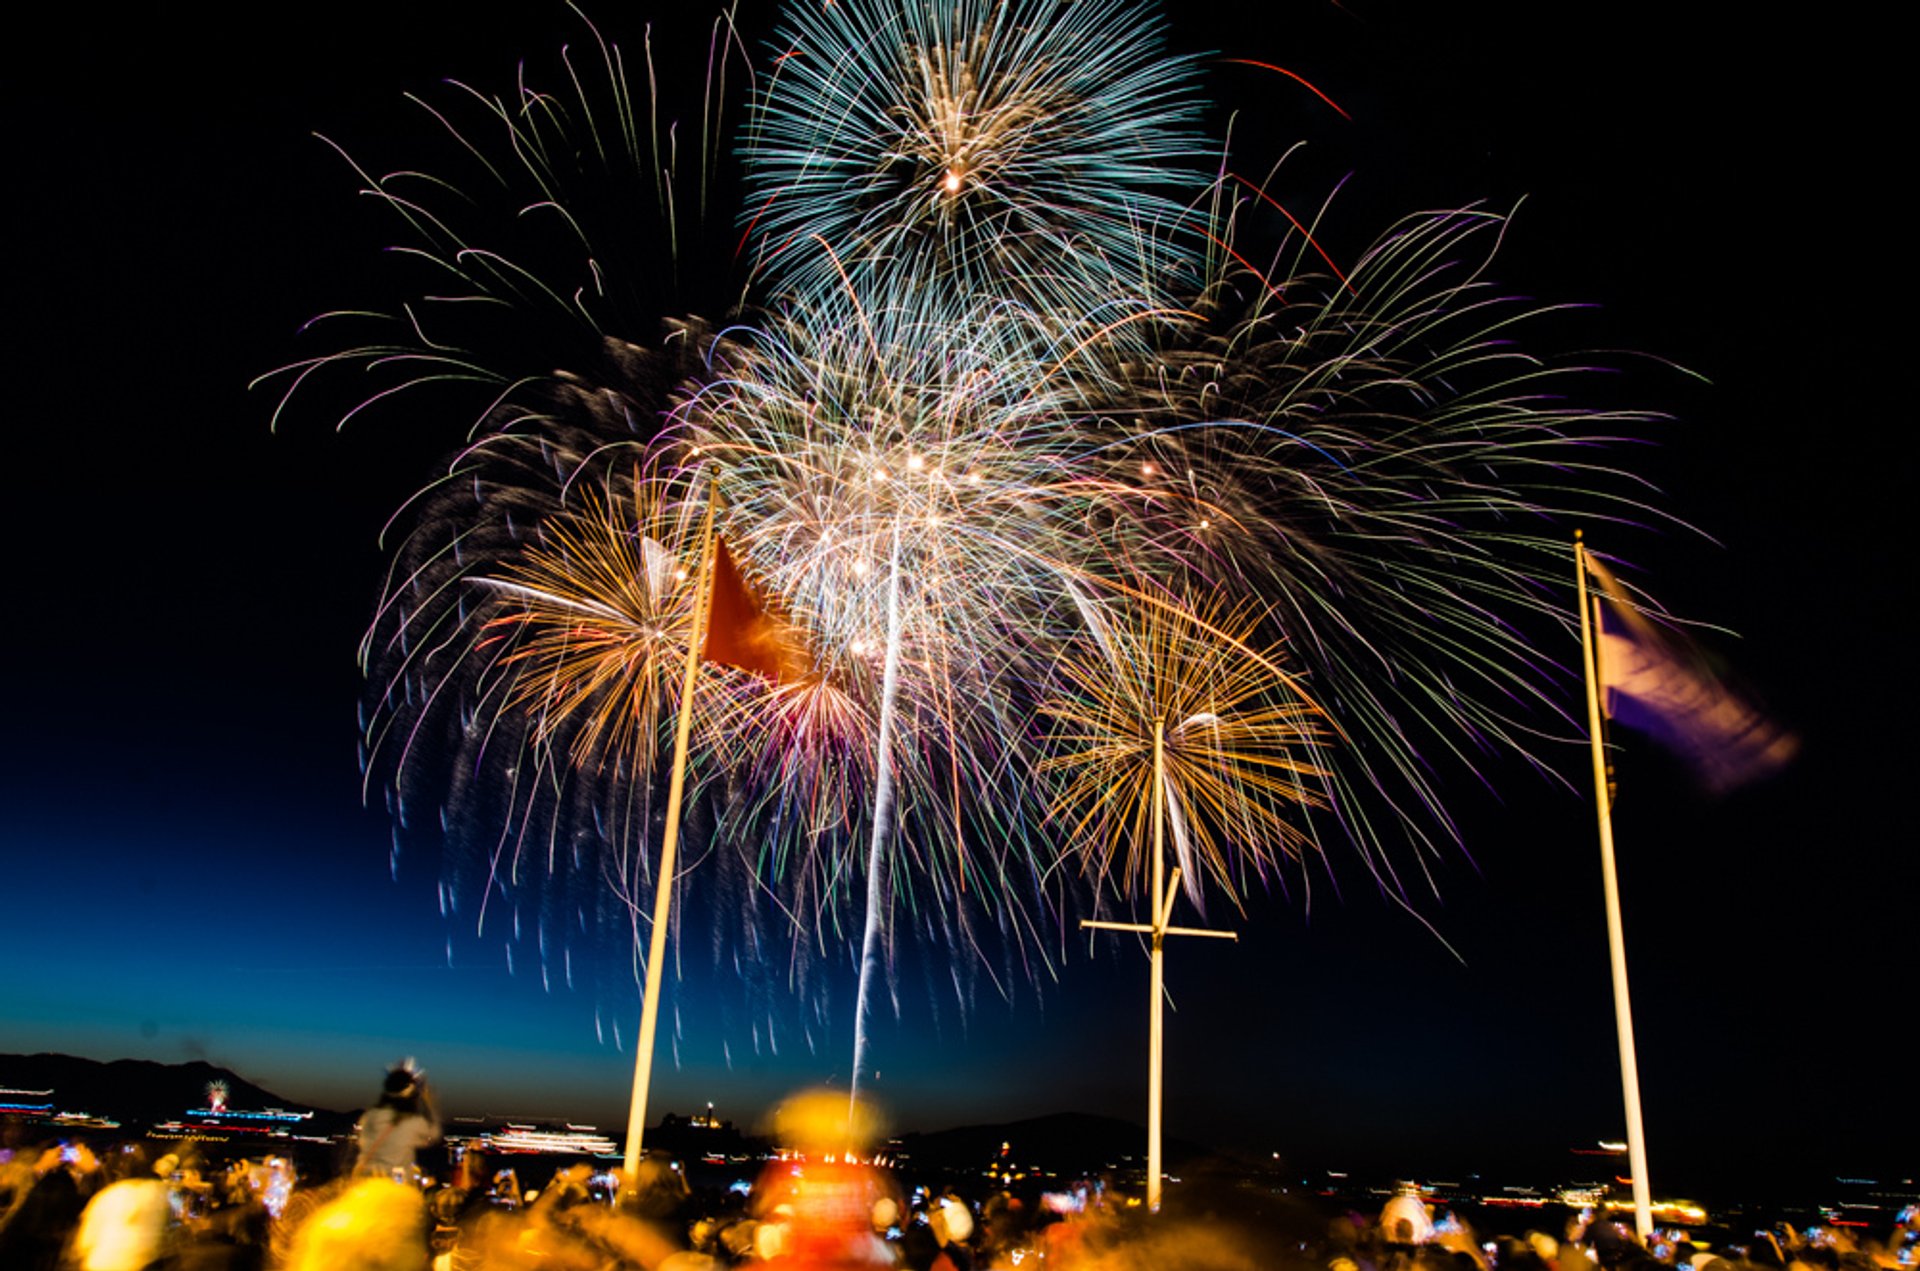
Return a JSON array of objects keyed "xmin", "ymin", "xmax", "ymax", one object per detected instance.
[
  {"xmin": 0, "ymin": 1052, "xmax": 352, "ymax": 1132},
  {"xmin": 896, "ymin": 1111, "xmax": 1214, "ymax": 1174}
]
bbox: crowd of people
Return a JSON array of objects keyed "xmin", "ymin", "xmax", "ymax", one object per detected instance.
[
  {"xmin": 1334, "ymin": 1196, "xmax": 1917, "ymax": 1271},
  {"xmin": 3, "ymin": 1072, "xmax": 1914, "ymax": 1270}
]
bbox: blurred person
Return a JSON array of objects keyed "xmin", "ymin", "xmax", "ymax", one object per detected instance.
[
  {"xmin": 355, "ymin": 1062, "xmax": 442, "ymax": 1182},
  {"xmin": 750, "ymin": 1090, "xmax": 899, "ymax": 1269},
  {"xmin": 896, "ymin": 1223, "xmax": 940, "ymax": 1271},
  {"xmin": 0, "ymin": 1140, "xmax": 95, "ymax": 1270},
  {"xmin": 872, "ymin": 1194, "xmax": 900, "ymax": 1240},
  {"xmin": 1036, "ymin": 1211, "xmax": 1268, "ymax": 1271},
  {"xmin": 927, "ymin": 1193, "xmax": 975, "ymax": 1271},
  {"xmin": 68, "ymin": 1176, "xmax": 171, "ymax": 1271},
  {"xmin": 550, "ymin": 1170, "xmax": 688, "ymax": 1271},
  {"xmin": 268, "ymin": 1175, "xmax": 350, "ymax": 1270},
  {"xmin": 1498, "ymin": 1235, "xmax": 1552, "ymax": 1271},
  {"xmin": 975, "ymin": 1190, "xmax": 1024, "ymax": 1267},
  {"xmin": 620, "ymin": 1153, "xmax": 692, "ymax": 1225},
  {"xmin": 1587, "ymin": 1213, "xmax": 1643, "ymax": 1269},
  {"xmin": 1, "ymin": 1150, "xmax": 34, "ymax": 1225},
  {"xmin": 282, "ymin": 1176, "xmax": 429, "ymax": 1271},
  {"xmin": 99, "ymin": 1142, "xmax": 156, "ymax": 1188},
  {"xmin": 426, "ymin": 1149, "xmax": 492, "ymax": 1263},
  {"xmin": 717, "ymin": 1216, "xmax": 760, "ymax": 1262},
  {"xmin": 1559, "ymin": 1215, "xmax": 1600, "ymax": 1271},
  {"xmin": 1749, "ymin": 1228, "xmax": 1788, "ymax": 1269},
  {"xmin": 1382, "ymin": 1189, "xmax": 1436, "ymax": 1247},
  {"xmin": 181, "ymin": 1160, "xmax": 273, "ymax": 1271},
  {"xmin": 1431, "ymin": 1211, "xmax": 1490, "ymax": 1271},
  {"xmin": 489, "ymin": 1166, "xmax": 523, "ymax": 1210},
  {"xmin": 1038, "ymin": 1188, "xmax": 1113, "ymax": 1267},
  {"xmin": 454, "ymin": 1190, "xmax": 601, "ymax": 1270}
]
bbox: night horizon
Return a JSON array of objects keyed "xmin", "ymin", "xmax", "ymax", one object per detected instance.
[{"xmin": 4, "ymin": 0, "xmax": 1905, "ymax": 1220}]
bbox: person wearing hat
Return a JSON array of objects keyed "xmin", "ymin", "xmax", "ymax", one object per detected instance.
[{"xmin": 355, "ymin": 1063, "xmax": 442, "ymax": 1182}]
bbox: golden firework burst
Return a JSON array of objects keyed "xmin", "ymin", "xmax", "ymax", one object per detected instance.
[{"xmin": 1041, "ymin": 586, "xmax": 1329, "ymax": 909}]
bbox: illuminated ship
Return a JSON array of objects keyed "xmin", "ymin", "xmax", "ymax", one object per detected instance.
[
  {"xmin": 2, "ymin": 1086, "xmax": 120, "ymax": 1131},
  {"xmin": 476, "ymin": 1123, "xmax": 620, "ymax": 1156},
  {"xmin": 150, "ymin": 1090, "xmax": 319, "ymax": 1143}
]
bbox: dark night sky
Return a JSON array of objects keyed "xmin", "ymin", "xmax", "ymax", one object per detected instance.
[{"xmin": 4, "ymin": 2, "xmax": 1905, "ymax": 1201}]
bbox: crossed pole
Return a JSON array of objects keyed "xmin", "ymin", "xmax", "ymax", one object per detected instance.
[{"xmin": 1082, "ymin": 716, "xmax": 1237, "ymax": 1213}]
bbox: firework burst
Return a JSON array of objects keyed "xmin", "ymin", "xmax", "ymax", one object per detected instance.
[
  {"xmin": 1095, "ymin": 199, "xmax": 1675, "ymax": 897},
  {"xmin": 741, "ymin": 0, "xmax": 1211, "ymax": 346},
  {"xmin": 1041, "ymin": 585, "xmax": 1328, "ymax": 912},
  {"xmin": 271, "ymin": 0, "xmax": 1693, "ymax": 1095},
  {"xmin": 481, "ymin": 474, "xmax": 702, "ymax": 786},
  {"xmin": 671, "ymin": 303, "xmax": 1149, "ymax": 1088},
  {"xmin": 355, "ymin": 357, "xmax": 729, "ymax": 1025},
  {"xmin": 255, "ymin": 7, "xmax": 750, "ymax": 436}
]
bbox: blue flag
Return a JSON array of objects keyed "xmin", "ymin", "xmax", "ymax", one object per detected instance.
[{"xmin": 1588, "ymin": 557, "xmax": 1797, "ymax": 792}]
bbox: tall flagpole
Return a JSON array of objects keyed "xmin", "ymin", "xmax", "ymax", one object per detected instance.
[
  {"xmin": 1576, "ymin": 532, "xmax": 1653, "ymax": 1240},
  {"xmin": 621, "ymin": 491, "xmax": 718, "ymax": 1195},
  {"xmin": 1147, "ymin": 717, "xmax": 1165, "ymax": 1214}
]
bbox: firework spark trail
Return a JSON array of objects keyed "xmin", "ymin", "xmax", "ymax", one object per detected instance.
[{"xmin": 850, "ymin": 524, "xmax": 905, "ymax": 1109}]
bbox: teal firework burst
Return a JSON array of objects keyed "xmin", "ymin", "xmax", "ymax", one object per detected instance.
[{"xmin": 740, "ymin": 0, "xmax": 1211, "ymax": 338}]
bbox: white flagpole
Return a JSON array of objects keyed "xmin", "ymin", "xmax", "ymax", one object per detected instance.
[
  {"xmin": 1576, "ymin": 532, "xmax": 1653, "ymax": 1240},
  {"xmin": 1147, "ymin": 717, "xmax": 1165, "ymax": 1214},
  {"xmin": 621, "ymin": 492, "xmax": 718, "ymax": 1196}
]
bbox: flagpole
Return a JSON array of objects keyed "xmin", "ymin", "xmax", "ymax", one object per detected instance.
[
  {"xmin": 621, "ymin": 490, "xmax": 718, "ymax": 1197},
  {"xmin": 1576, "ymin": 532, "xmax": 1653, "ymax": 1240},
  {"xmin": 1147, "ymin": 716, "xmax": 1165, "ymax": 1215}
]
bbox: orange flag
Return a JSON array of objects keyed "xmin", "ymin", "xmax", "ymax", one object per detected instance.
[{"xmin": 702, "ymin": 536, "xmax": 811, "ymax": 684}]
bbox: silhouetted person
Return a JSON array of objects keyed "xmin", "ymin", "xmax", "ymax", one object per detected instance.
[{"xmin": 354, "ymin": 1064, "xmax": 441, "ymax": 1182}]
